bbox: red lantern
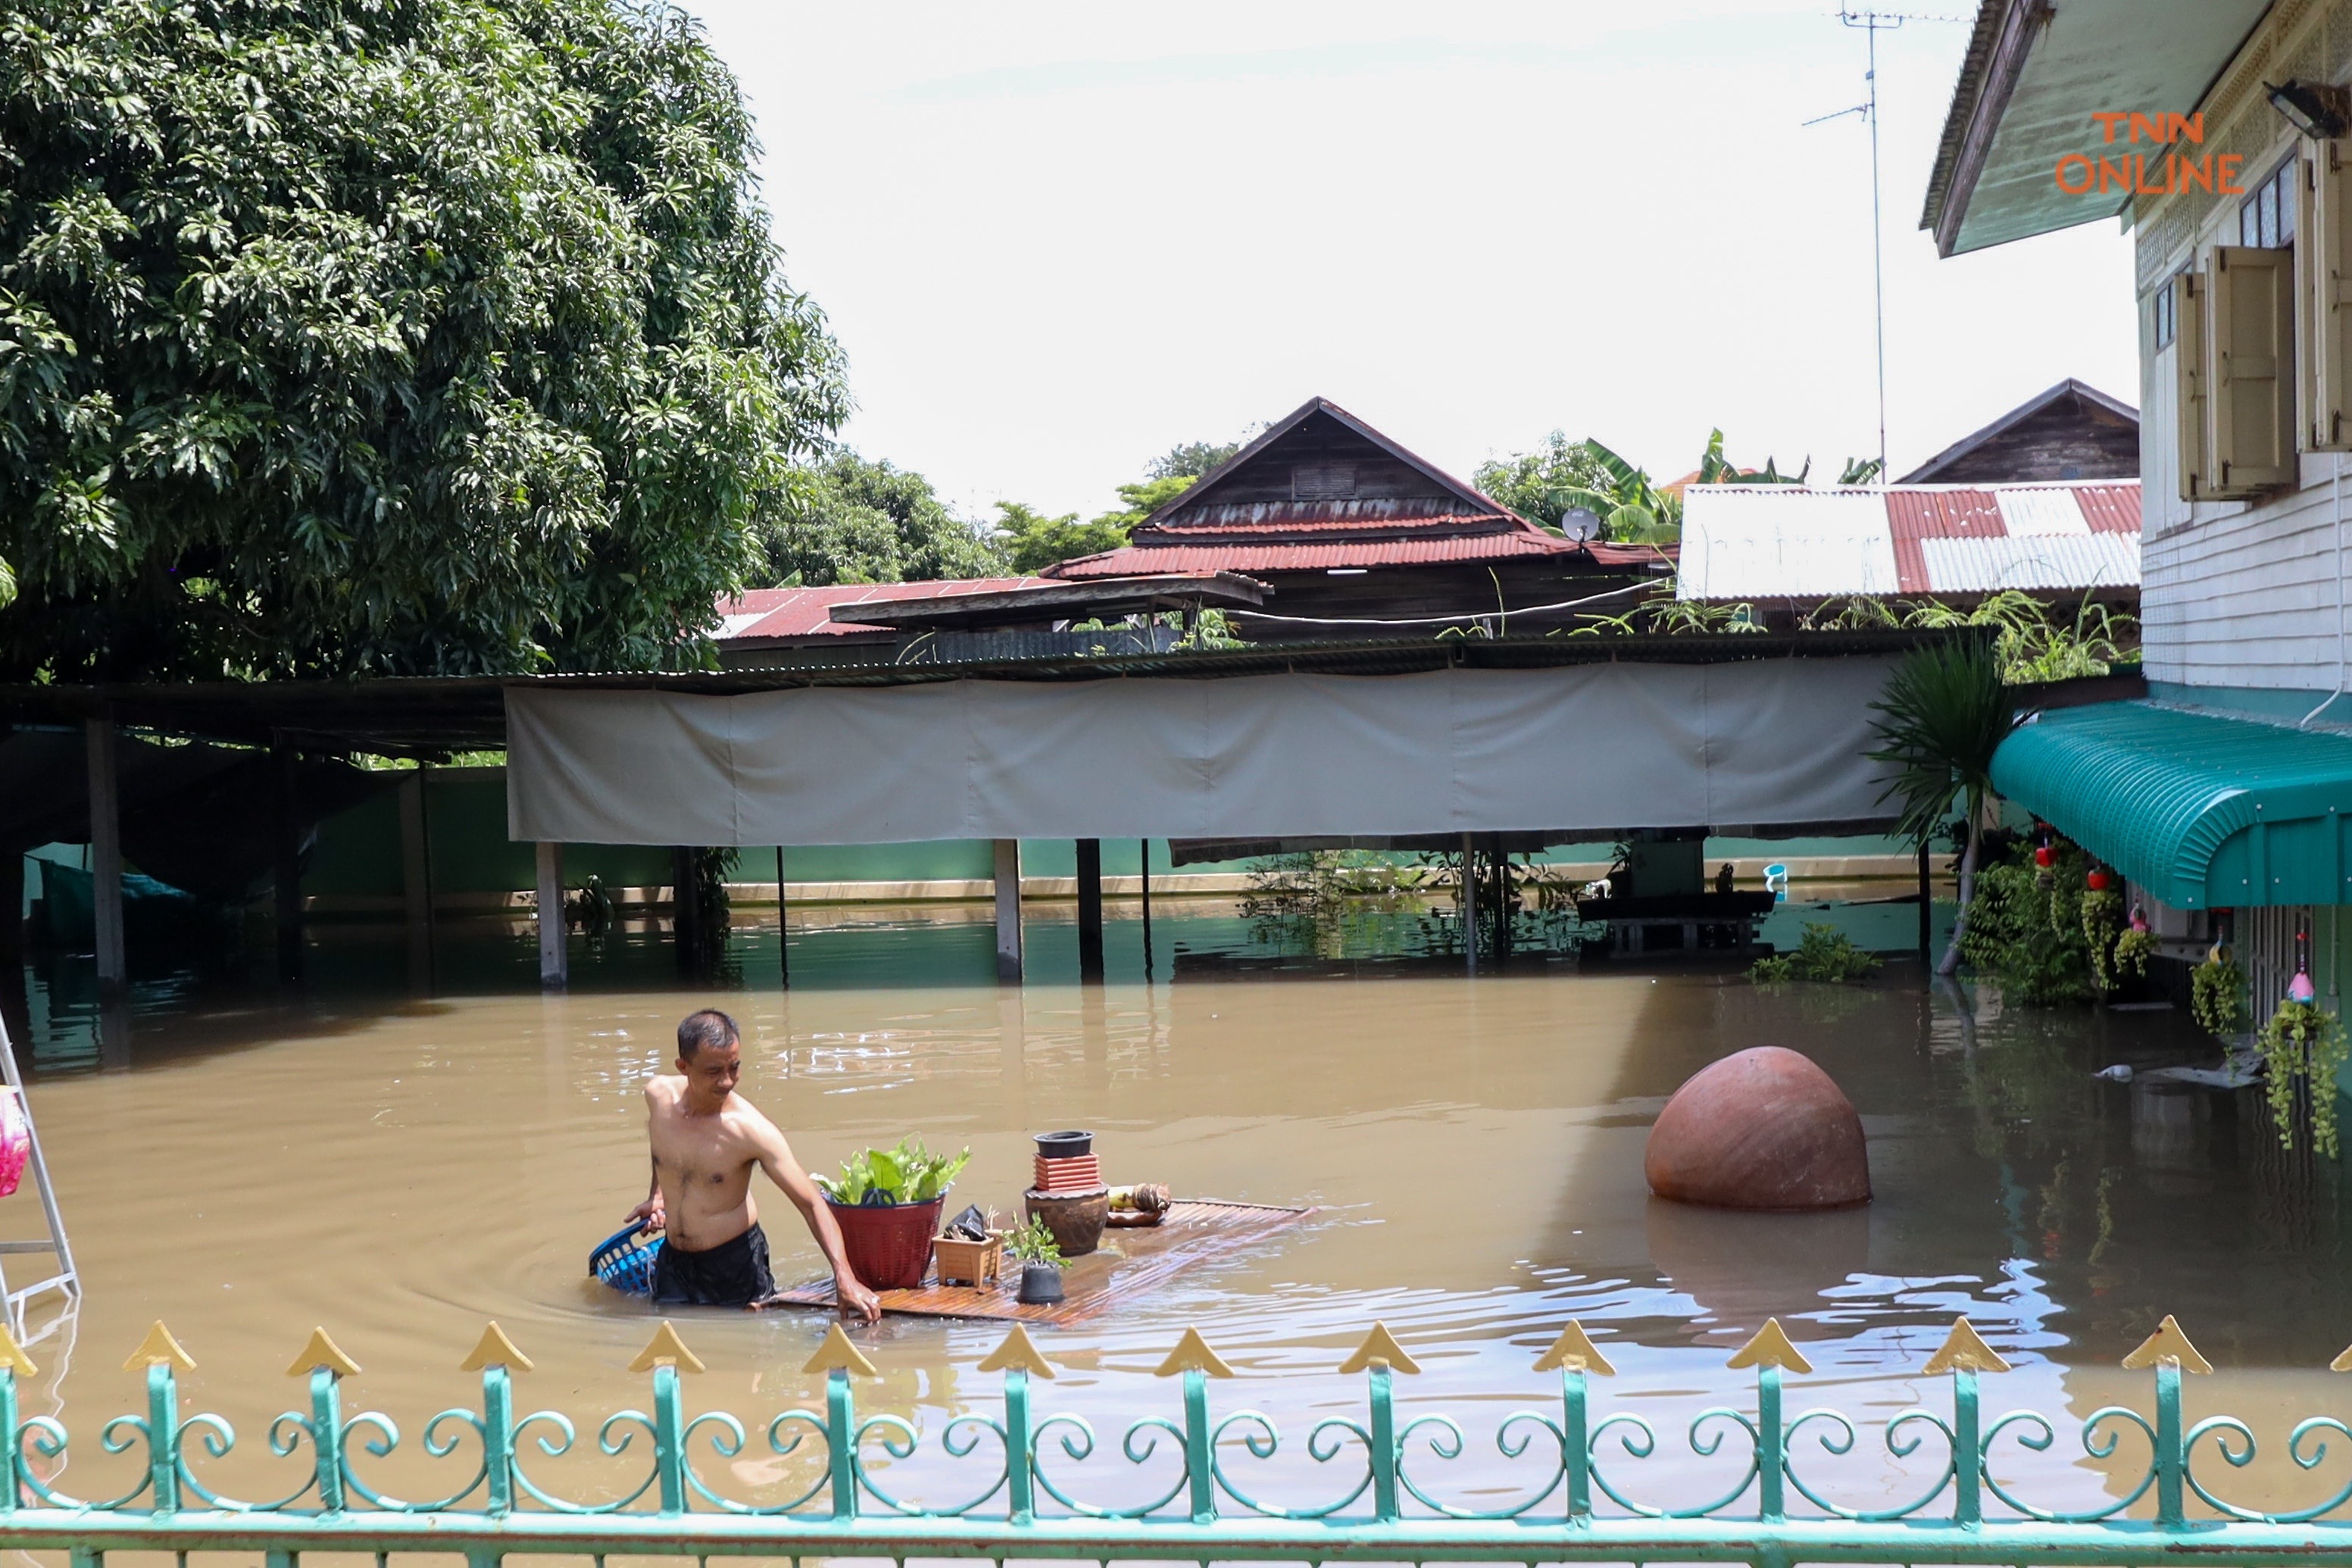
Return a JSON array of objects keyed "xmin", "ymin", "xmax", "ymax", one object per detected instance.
[
  {"xmin": 2034, "ymin": 844, "xmax": 2054, "ymax": 868},
  {"xmin": 2087, "ymin": 869, "xmax": 2111, "ymax": 890}
]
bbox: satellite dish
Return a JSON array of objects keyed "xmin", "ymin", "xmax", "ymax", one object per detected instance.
[{"xmin": 1559, "ymin": 506, "xmax": 1601, "ymax": 544}]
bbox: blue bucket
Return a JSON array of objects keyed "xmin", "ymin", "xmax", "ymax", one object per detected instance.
[{"xmin": 589, "ymin": 1223, "xmax": 664, "ymax": 1296}]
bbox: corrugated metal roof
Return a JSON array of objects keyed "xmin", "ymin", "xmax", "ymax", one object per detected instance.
[
  {"xmin": 1157, "ymin": 499, "xmax": 1503, "ymax": 533},
  {"xmin": 1991, "ymin": 700, "xmax": 2352, "ymax": 909},
  {"xmin": 1917, "ymin": 532, "xmax": 2139, "ymax": 593},
  {"xmin": 1050, "ymin": 533, "xmax": 1625, "ymax": 576},
  {"xmin": 1677, "ymin": 489, "xmax": 1901, "ymax": 600},
  {"xmin": 1682, "ymin": 480, "xmax": 2141, "ymax": 601},
  {"xmin": 716, "ymin": 579, "xmax": 1050, "ymax": 640},
  {"xmin": 2074, "ymin": 483, "xmax": 2140, "ymax": 534}
]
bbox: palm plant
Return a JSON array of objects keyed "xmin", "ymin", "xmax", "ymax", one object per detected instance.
[
  {"xmin": 1866, "ymin": 640, "xmax": 2018, "ymax": 976},
  {"xmin": 1550, "ymin": 440, "xmax": 1683, "ymax": 544}
]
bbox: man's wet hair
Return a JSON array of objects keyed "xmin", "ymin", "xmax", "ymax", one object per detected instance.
[{"xmin": 677, "ymin": 1008, "xmax": 741, "ymax": 1060}]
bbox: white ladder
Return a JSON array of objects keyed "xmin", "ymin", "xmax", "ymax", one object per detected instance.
[{"xmin": 0, "ymin": 1014, "xmax": 77, "ymax": 1338}]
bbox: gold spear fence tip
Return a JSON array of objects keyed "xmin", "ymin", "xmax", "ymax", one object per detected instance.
[
  {"xmin": 123, "ymin": 1320, "xmax": 195, "ymax": 1373},
  {"xmin": 976, "ymin": 1324, "xmax": 1054, "ymax": 1379},
  {"xmin": 459, "ymin": 1322, "xmax": 533, "ymax": 1374},
  {"xmin": 1923, "ymin": 1317, "xmax": 2011, "ymax": 1376},
  {"xmin": 1338, "ymin": 1323, "xmax": 1422, "ymax": 1376},
  {"xmin": 629, "ymin": 1321, "xmax": 705, "ymax": 1376},
  {"xmin": 2332, "ymin": 1340, "xmax": 2352, "ymax": 1373},
  {"xmin": 1726, "ymin": 1318, "xmax": 1814, "ymax": 1376},
  {"xmin": 285, "ymin": 1328, "xmax": 361, "ymax": 1379},
  {"xmin": 2122, "ymin": 1313, "xmax": 2213, "ymax": 1374},
  {"xmin": 802, "ymin": 1322, "xmax": 879, "ymax": 1379},
  {"xmin": 1532, "ymin": 1321, "xmax": 1617, "ymax": 1377},
  {"xmin": 1154, "ymin": 1326, "xmax": 1235, "ymax": 1379},
  {"xmin": 0, "ymin": 1325, "xmax": 35, "ymax": 1379}
]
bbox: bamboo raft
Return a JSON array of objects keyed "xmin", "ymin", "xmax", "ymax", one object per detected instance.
[{"xmin": 770, "ymin": 1200, "xmax": 1316, "ymax": 1324}]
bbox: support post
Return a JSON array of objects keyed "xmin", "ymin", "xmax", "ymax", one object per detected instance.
[
  {"xmin": 0, "ymin": 853, "xmax": 19, "ymax": 969},
  {"xmin": 273, "ymin": 739, "xmax": 304, "ymax": 980},
  {"xmin": 535, "ymin": 842, "xmax": 566, "ymax": 989},
  {"xmin": 992, "ymin": 839, "xmax": 1023, "ymax": 984},
  {"xmin": 1460, "ymin": 832, "xmax": 1478, "ymax": 975},
  {"xmin": 398, "ymin": 770, "xmax": 432, "ymax": 991},
  {"xmin": 776, "ymin": 846, "xmax": 790, "ymax": 989},
  {"xmin": 1076, "ymin": 839, "xmax": 1104, "ymax": 982},
  {"xmin": 1139, "ymin": 838, "xmax": 1154, "ymax": 980},
  {"xmin": 670, "ymin": 845, "xmax": 698, "ymax": 973},
  {"xmin": 85, "ymin": 717, "xmax": 124, "ymax": 989},
  {"xmin": 1917, "ymin": 841, "xmax": 1932, "ymax": 963}
]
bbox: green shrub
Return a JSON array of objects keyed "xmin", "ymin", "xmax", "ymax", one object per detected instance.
[
  {"xmin": 2257, "ymin": 1000, "xmax": 2350, "ymax": 1158},
  {"xmin": 1959, "ymin": 851, "xmax": 2094, "ymax": 1005},
  {"xmin": 2191, "ymin": 950, "xmax": 2249, "ymax": 1036},
  {"xmin": 1751, "ymin": 923, "xmax": 1882, "ymax": 985}
]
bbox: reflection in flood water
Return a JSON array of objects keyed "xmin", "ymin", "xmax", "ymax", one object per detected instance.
[{"xmin": 2, "ymin": 901, "xmax": 2346, "ymax": 1515}]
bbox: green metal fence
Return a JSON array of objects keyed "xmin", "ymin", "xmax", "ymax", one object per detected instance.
[{"xmin": 8, "ymin": 1311, "xmax": 2352, "ymax": 1564}]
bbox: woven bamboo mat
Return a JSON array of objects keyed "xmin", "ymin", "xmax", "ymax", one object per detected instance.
[{"xmin": 768, "ymin": 1200, "xmax": 1315, "ymax": 1324}]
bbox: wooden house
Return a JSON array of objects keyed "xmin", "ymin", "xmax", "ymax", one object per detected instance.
[
  {"xmin": 1896, "ymin": 379, "xmax": 2141, "ymax": 484},
  {"xmin": 1042, "ymin": 397, "xmax": 1666, "ymax": 639}
]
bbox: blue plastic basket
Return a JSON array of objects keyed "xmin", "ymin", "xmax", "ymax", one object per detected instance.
[{"xmin": 589, "ymin": 1223, "xmax": 664, "ymax": 1296}]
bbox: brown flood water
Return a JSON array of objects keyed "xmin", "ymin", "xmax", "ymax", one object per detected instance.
[{"xmin": 5, "ymin": 905, "xmax": 2350, "ymax": 1519}]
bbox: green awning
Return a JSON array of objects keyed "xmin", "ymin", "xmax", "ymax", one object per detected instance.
[{"xmin": 1990, "ymin": 702, "xmax": 2352, "ymax": 910}]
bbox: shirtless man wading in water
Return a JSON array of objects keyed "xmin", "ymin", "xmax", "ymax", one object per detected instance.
[{"xmin": 625, "ymin": 1009, "xmax": 881, "ymax": 1320}]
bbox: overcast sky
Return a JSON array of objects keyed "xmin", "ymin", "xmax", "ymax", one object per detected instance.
[{"xmin": 681, "ymin": 1, "xmax": 2138, "ymax": 521}]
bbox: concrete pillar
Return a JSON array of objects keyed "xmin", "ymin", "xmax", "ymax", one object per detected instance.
[
  {"xmin": 536, "ymin": 841, "xmax": 567, "ymax": 989},
  {"xmin": 273, "ymin": 740, "xmax": 304, "ymax": 979},
  {"xmin": 85, "ymin": 717, "xmax": 124, "ymax": 987},
  {"xmin": 1076, "ymin": 838, "xmax": 1104, "ymax": 982},
  {"xmin": 992, "ymin": 839, "xmax": 1023, "ymax": 984},
  {"xmin": 775, "ymin": 846, "xmax": 790, "ymax": 989}
]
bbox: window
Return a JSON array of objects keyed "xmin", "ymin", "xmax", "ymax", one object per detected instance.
[
  {"xmin": 1292, "ymin": 464, "xmax": 1356, "ymax": 501},
  {"xmin": 2241, "ymin": 157, "xmax": 2298, "ymax": 248},
  {"xmin": 2154, "ymin": 273, "xmax": 2178, "ymax": 348}
]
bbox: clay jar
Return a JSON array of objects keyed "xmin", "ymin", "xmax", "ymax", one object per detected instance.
[
  {"xmin": 1644, "ymin": 1046, "xmax": 1870, "ymax": 1210},
  {"xmin": 1024, "ymin": 1187, "xmax": 1110, "ymax": 1257}
]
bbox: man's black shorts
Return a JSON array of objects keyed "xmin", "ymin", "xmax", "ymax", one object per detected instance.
[{"xmin": 651, "ymin": 1223, "xmax": 776, "ymax": 1307}]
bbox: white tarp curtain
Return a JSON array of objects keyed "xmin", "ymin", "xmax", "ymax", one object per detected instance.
[{"xmin": 504, "ymin": 658, "xmax": 1902, "ymax": 846}]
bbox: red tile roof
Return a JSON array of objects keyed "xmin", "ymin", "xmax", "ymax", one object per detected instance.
[{"xmin": 716, "ymin": 578, "xmax": 1050, "ymax": 640}]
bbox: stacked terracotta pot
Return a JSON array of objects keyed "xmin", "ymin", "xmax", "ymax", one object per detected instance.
[{"xmin": 1023, "ymin": 1129, "xmax": 1109, "ymax": 1256}]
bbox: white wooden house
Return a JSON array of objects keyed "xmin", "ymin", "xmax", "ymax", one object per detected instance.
[{"xmin": 1926, "ymin": 0, "xmax": 2352, "ymax": 1029}]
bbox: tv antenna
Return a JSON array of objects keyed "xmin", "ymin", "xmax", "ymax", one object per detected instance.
[{"xmin": 1804, "ymin": 7, "xmax": 1967, "ymax": 483}]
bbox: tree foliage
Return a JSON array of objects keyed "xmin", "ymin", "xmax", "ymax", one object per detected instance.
[
  {"xmin": 0, "ymin": 0, "xmax": 845, "ymax": 679},
  {"xmin": 993, "ymin": 449, "xmax": 1233, "ymax": 571},
  {"xmin": 1477, "ymin": 429, "xmax": 1826, "ymax": 545},
  {"xmin": 761, "ymin": 453, "xmax": 1003, "ymax": 586},
  {"xmin": 1147, "ymin": 437, "xmax": 1244, "ymax": 480}
]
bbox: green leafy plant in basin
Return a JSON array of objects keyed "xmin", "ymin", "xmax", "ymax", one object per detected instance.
[{"xmin": 816, "ymin": 1137, "xmax": 970, "ymax": 1206}]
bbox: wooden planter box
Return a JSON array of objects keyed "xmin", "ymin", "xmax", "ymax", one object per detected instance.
[{"xmin": 932, "ymin": 1232, "xmax": 1004, "ymax": 1287}]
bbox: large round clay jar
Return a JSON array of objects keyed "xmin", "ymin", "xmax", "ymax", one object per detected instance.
[
  {"xmin": 1024, "ymin": 1186, "xmax": 1110, "ymax": 1257},
  {"xmin": 1643, "ymin": 1046, "xmax": 1870, "ymax": 1210}
]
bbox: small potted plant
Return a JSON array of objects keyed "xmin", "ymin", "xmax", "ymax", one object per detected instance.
[
  {"xmin": 814, "ymin": 1137, "xmax": 970, "ymax": 1291},
  {"xmin": 1004, "ymin": 1216, "xmax": 1067, "ymax": 1304}
]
